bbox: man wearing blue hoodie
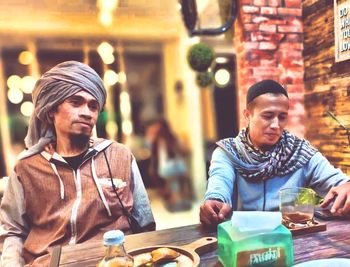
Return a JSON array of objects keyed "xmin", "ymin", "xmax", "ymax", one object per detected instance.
[{"xmin": 200, "ymin": 79, "xmax": 350, "ymax": 227}]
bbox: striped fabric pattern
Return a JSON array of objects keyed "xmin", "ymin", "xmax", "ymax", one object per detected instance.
[{"xmin": 217, "ymin": 129, "xmax": 318, "ymax": 182}]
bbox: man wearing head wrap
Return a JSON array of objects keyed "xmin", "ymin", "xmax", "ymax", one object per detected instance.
[
  {"xmin": 0, "ymin": 61, "xmax": 155, "ymax": 266},
  {"xmin": 199, "ymin": 79, "xmax": 350, "ymax": 227}
]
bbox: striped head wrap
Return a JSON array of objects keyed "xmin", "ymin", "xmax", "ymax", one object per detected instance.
[{"xmin": 21, "ymin": 61, "xmax": 106, "ymax": 158}]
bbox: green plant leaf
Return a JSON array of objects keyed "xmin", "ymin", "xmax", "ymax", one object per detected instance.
[{"xmin": 187, "ymin": 43, "xmax": 214, "ymax": 72}]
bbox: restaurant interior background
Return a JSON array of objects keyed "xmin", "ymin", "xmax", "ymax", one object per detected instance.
[
  {"xmin": 0, "ymin": 0, "xmax": 239, "ymax": 229},
  {"xmin": 1, "ymin": 0, "xmax": 350, "ymax": 229}
]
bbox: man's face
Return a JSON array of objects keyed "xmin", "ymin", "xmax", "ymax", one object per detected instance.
[
  {"xmin": 244, "ymin": 93, "xmax": 289, "ymax": 151},
  {"xmin": 52, "ymin": 90, "xmax": 99, "ymax": 140}
]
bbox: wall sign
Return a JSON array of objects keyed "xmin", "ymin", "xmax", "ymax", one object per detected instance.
[{"xmin": 334, "ymin": 0, "xmax": 350, "ymax": 62}]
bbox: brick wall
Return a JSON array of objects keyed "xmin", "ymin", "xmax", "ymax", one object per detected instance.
[
  {"xmin": 234, "ymin": 0, "xmax": 305, "ymax": 137},
  {"xmin": 303, "ymin": 0, "xmax": 350, "ymax": 174}
]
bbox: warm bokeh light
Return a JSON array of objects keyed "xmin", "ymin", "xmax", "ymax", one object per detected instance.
[
  {"xmin": 18, "ymin": 51, "xmax": 34, "ymax": 65},
  {"xmin": 97, "ymin": 42, "xmax": 115, "ymax": 64},
  {"xmin": 187, "ymin": 36, "xmax": 200, "ymax": 46},
  {"xmin": 7, "ymin": 87, "xmax": 23, "ymax": 104},
  {"xmin": 176, "ymin": 3, "xmax": 182, "ymax": 11},
  {"xmin": 20, "ymin": 101, "xmax": 34, "ymax": 117},
  {"xmin": 97, "ymin": 42, "xmax": 114, "ymax": 56},
  {"xmin": 106, "ymin": 121, "xmax": 118, "ymax": 137},
  {"xmin": 97, "ymin": 0, "xmax": 119, "ymax": 26},
  {"xmin": 7, "ymin": 75, "xmax": 21, "ymax": 90},
  {"xmin": 120, "ymin": 91, "xmax": 131, "ymax": 115},
  {"xmin": 21, "ymin": 76, "xmax": 37, "ymax": 94},
  {"xmin": 214, "ymin": 68, "xmax": 230, "ymax": 87},
  {"xmin": 122, "ymin": 120, "xmax": 133, "ymax": 135},
  {"xmin": 99, "ymin": 10, "xmax": 113, "ymax": 26},
  {"xmin": 118, "ymin": 72, "xmax": 127, "ymax": 84},
  {"xmin": 215, "ymin": 57, "xmax": 229, "ymax": 64},
  {"xmin": 104, "ymin": 70, "xmax": 119, "ymax": 86},
  {"xmin": 102, "ymin": 54, "xmax": 115, "ymax": 65},
  {"xmin": 98, "ymin": 0, "xmax": 118, "ymax": 10}
]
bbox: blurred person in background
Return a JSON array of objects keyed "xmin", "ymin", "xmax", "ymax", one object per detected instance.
[
  {"xmin": 146, "ymin": 118, "xmax": 192, "ymax": 212},
  {"xmin": 200, "ymin": 79, "xmax": 350, "ymax": 228},
  {"xmin": 0, "ymin": 61, "xmax": 155, "ymax": 266}
]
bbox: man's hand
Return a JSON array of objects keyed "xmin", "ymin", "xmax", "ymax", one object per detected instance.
[
  {"xmin": 320, "ymin": 182, "xmax": 350, "ymax": 216},
  {"xmin": 200, "ymin": 200, "xmax": 232, "ymax": 228}
]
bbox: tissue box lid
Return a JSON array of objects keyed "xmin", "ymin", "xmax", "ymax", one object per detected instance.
[{"xmin": 218, "ymin": 222, "xmax": 294, "ymax": 267}]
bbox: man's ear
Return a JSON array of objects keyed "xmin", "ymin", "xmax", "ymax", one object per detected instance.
[{"xmin": 243, "ymin": 108, "xmax": 251, "ymax": 123}]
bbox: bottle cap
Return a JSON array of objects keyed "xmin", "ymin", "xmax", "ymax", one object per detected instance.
[{"xmin": 103, "ymin": 230, "xmax": 125, "ymax": 246}]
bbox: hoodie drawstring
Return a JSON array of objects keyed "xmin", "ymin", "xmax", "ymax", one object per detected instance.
[
  {"xmin": 50, "ymin": 162, "xmax": 65, "ymax": 200},
  {"xmin": 91, "ymin": 155, "xmax": 112, "ymax": 216}
]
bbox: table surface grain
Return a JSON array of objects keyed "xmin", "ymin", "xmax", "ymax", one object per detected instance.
[{"xmin": 49, "ymin": 219, "xmax": 350, "ymax": 266}]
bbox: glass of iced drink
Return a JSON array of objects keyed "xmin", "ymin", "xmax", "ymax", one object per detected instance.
[{"xmin": 279, "ymin": 187, "xmax": 316, "ymax": 227}]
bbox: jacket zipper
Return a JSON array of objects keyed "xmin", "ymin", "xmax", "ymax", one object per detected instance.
[
  {"xmin": 69, "ymin": 169, "xmax": 82, "ymax": 245},
  {"xmin": 62, "ymin": 145, "xmax": 109, "ymax": 244}
]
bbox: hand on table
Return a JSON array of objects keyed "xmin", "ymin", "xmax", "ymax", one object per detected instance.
[
  {"xmin": 320, "ymin": 182, "xmax": 350, "ymax": 216},
  {"xmin": 199, "ymin": 200, "xmax": 232, "ymax": 228}
]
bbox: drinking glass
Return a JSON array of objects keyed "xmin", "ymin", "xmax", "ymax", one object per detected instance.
[{"xmin": 279, "ymin": 187, "xmax": 316, "ymax": 227}]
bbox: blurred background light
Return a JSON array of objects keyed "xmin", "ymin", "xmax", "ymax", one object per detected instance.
[
  {"xmin": 97, "ymin": 0, "xmax": 118, "ymax": 26},
  {"xmin": 104, "ymin": 70, "xmax": 119, "ymax": 86},
  {"xmin": 120, "ymin": 91, "xmax": 131, "ymax": 116},
  {"xmin": 21, "ymin": 76, "xmax": 36, "ymax": 94},
  {"xmin": 18, "ymin": 51, "xmax": 34, "ymax": 65},
  {"xmin": 118, "ymin": 71, "xmax": 127, "ymax": 84},
  {"xmin": 20, "ymin": 101, "xmax": 34, "ymax": 117},
  {"xmin": 99, "ymin": 11, "xmax": 113, "ymax": 26},
  {"xmin": 7, "ymin": 88, "xmax": 24, "ymax": 104},
  {"xmin": 97, "ymin": 42, "xmax": 115, "ymax": 64},
  {"xmin": 187, "ymin": 36, "xmax": 200, "ymax": 46},
  {"xmin": 214, "ymin": 68, "xmax": 230, "ymax": 87},
  {"xmin": 7, "ymin": 75, "xmax": 22, "ymax": 90},
  {"xmin": 106, "ymin": 121, "xmax": 118, "ymax": 137},
  {"xmin": 122, "ymin": 120, "xmax": 133, "ymax": 135},
  {"xmin": 176, "ymin": 3, "xmax": 182, "ymax": 11},
  {"xmin": 98, "ymin": 0, "xmax": 118, "ymax": 11},
  {"xmin": 97, "ymin": 42, "xmax": 114, "ymax": 57},
  {"xmin": 102, "ymin": 54, "xmax": 115, "ymax": 65},
  {"xmin": 215, "ymin": 57, "xmax": 229, "ymax": 64}
]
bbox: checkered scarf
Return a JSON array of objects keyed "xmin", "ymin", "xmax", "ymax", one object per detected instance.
[{"xmin": 216, "ymin": 128, "xmax": 318, "ymax": 182}]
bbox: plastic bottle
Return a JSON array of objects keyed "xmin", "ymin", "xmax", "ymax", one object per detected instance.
[{"xmin": 97, "ymin": 230, "xmax": 134, "ymax": 267}]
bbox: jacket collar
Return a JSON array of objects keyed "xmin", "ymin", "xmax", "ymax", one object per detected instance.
[{"xmin": 40, "ymin": 138, "xmax": 113, "ymax": 167}]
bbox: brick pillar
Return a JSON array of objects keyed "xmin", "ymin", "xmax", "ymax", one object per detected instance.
[{"xmin": 234, "ymin": 0, "xmax": 305, "ymax": 137}]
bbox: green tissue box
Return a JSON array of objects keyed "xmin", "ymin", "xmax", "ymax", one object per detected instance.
[{"xmin": 218, "ymin": 212, "xmax": 294, "ymax": 267}]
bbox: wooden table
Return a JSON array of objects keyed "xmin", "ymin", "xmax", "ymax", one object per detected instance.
[{"xmin": 50, "ymin": 219, "xmax": 350, "ymax": 266}]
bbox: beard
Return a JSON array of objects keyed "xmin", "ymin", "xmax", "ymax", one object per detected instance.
[{"xmin": 69, "ymin": 133, "xmax": 91, "ymax": 149}]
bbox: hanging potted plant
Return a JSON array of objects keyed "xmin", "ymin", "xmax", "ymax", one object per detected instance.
[
  {"xmin": 187, "ymin": 42, "xmax": 214, "ymax": 72},
  {"xmin": 196, "ymin": 71, "xmax": 213, "ymax": 88}
]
